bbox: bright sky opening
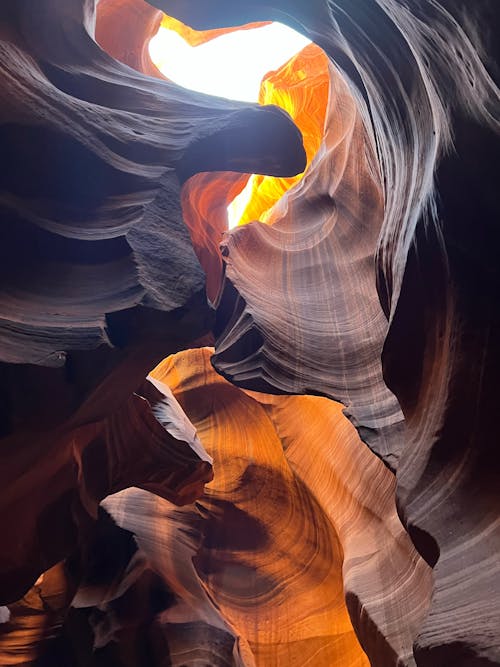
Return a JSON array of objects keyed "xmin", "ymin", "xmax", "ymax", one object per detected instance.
[
  {"xmin": 149, "ymin": 22, "xmax": 310, "ymax": 228},
  {"xmin": 149, "ymin": 22, "xmax": 311, "ymax": 103}
]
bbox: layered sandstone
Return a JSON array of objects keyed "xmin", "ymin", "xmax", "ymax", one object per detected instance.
[
  {"xmin": 0, "ymin": 0, "xmax": 304, "ymax": 604},
  {"xmin": 157, "ymin": 1, "xmax": 500, "ymax": 664},
  {"xmin": 1, "ymin": 0, "xmax": 499, "ymax": 666}
]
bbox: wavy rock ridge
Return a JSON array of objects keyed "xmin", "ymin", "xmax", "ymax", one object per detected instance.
[
  {"xmin": 0, "ymin": 0, "xmax": 499, "ymax": 665},
  {"xmin": 0, "ymin": 0, "xmax": 304, "ymax": 606}
]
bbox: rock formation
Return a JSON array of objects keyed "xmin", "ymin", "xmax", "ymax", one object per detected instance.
[
  {"xmin": 0, "ymin": 0, "xmax": 499, "ymax": 665},
  {"xmin": 0, "ymin": 0, "xmax": 303, "ymax": 597}
]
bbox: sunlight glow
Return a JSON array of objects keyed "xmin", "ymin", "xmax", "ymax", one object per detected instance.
[
  {"xmin": 149, "ymin": 22, "xmax": 311, "ymax": 103},
  {"xmin": 227, "ymin": 175, "xmax": 257, "ymax": 228},
  {"xmin": 150, "ymin": 21, "xmax": 311, "ymax": 229}
]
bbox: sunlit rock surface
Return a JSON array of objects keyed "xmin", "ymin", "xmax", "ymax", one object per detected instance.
[
  {"xmin": 0, "ymin": 563, "xmax": 72, "ymax": 665},
  {"xmin": 0, "ymin": 350, "xmax": 429, "ymax": 665},
  {"xmin": 159, "ymin": 0, "xmax": 499, "ymax": 664},
  {"xmin": 102, "ymin": 349, "xmax": 374, "ymax": 666},
  {"xmin": 213, "ymin": 53, "xmax": 404, "ymax": 469},
  {"xmin": 146, "ymin": 349, "xmax": 430, "ymax": 666},
  {"xmin": 43, "ymin": 347, "xmax": 421, "ymax": 666},
  {"xmin": 181, "ymin": 44, "xmax": 329, "ymax": 302},
  {"xmin": 230, "ymin": 43, "xmax": 330, "ymax": 227},
  {"xmin": 1, "ymin": 0, "xmax": 499, "ymax": 665},
  {"xmin": 0, "ymin": 0, "xmax": 304, "ymax": 603}
]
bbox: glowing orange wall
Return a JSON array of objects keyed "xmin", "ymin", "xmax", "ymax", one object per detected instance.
[{"xmin": 234, "ymin": 44, "xmax": 329, "ymax": 226}]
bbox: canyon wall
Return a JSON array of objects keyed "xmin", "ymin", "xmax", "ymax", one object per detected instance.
[{"xmin": 0, "ymin": 0, "xmax": 499, "ymax": 665}]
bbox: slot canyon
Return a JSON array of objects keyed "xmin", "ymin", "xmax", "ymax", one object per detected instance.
[{"xmin": 0, "ymin": 0, "xmax": 499, "ymax": 665}]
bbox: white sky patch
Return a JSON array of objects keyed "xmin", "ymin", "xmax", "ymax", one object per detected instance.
[
  {"xmin": 149, "ymin": 22, "xmax": 310, "ymax": 103},
  {"xmin": 150, "ymin": 22, "xmax": 310, "ymax": 229}
]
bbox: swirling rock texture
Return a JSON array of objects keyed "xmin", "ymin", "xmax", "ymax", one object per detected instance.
[
  {"xmin": 1, "ymin": 0, "xmax": 499, "ymax": 666},
  {"xmin": 101, "ymin": 349, "xmax": 373, "ymax": 666},
  {"xmin": 0, "ymin": 0, "xmax": 304, "ymax": 611},
  {"xmin": 2, "ymin": 349, "xmax": 426, "ymax": 666},
  {"xmin": 144, "ymin": 349, "xmax": 430, "ymax": 666},
  {"xmin": 154, "ymin": 1, "xmax": 499, "ymax": 665},
  {"xmin": 180, "ymin": 43, "xmax": 329, "ymax": 304},
  {"xmin": 213, "ymin": 49, "xmax": 404, "ymax": 470}
]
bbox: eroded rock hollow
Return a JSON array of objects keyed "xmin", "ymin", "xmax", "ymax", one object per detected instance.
[{"xmin": 0, "ymin": 0, "xmax": 498, "ymax": 665}]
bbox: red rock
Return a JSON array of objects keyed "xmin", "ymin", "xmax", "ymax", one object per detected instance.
[{"xmin": 0, "ymin": 0, "xmax": 304, "ymax": 606}]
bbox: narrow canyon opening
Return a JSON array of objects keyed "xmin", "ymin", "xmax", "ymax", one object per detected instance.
[{"xmin": 149, "ymin": 15, "xmax": 329, "ymax": 231}]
